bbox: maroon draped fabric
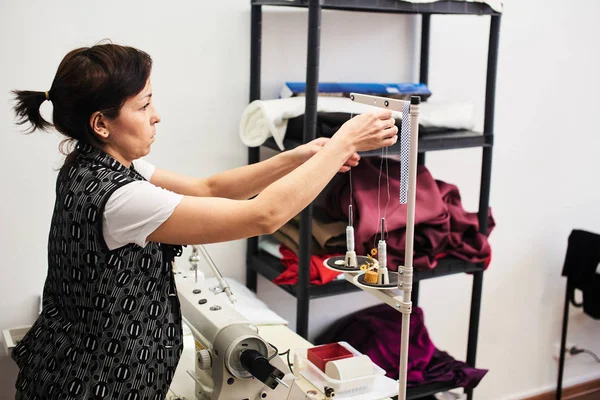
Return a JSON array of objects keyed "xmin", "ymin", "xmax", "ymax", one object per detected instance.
[
  {"xmin": 315, "ymin": 304, "xmax": 488, "ymax": 390},
  {"xmin": 326, "ymin": 158, "xmax": 494, "ymax": 270}
]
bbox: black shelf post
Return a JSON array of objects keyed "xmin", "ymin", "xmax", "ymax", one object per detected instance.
[
  {"xmin": 416, "ymin": 13, "xmax": 430, "ymax": 171},
  {"xmin": 296, "ymin": 0, "xmax": 322, "ymax": 339},
  {"xmin": 419, "ymin": 14, "xmax": 430, "ymax": 89},
  {"xmin": 246, "ymin": 4, "xmax": 262, "ymax": 293},
  {"xmin": 413, "ymin": 13, "xmax": 431, "ymax": 308},
  {"xmin": 556, "ymin": 280, "xmax": 572, "ymax": 399},
  {"xmin": 466, "ymin": 14, "xmax": 501, "ymax": 400}
]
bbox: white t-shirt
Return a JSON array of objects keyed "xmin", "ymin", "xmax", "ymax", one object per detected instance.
[{"xmin": 102, "ymin": 159, "xmax": 183, "ymax": 250}]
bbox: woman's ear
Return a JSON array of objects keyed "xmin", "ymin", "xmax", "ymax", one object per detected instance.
[{"xmin": 90, "ymin": 111, "xmax": 110, "ymax": 141}]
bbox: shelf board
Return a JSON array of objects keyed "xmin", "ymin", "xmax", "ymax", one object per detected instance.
[
  {"xmin": 414, "ymin": 256, "xmax": 483, "ymax": 279},
  {"xmin": 253, "ymin": 0, "xmax": 500, "ymax": 15},
  {"xmin": 249, "ymin": 251, "xmax": 483, "ymax": 299},
  {"xmin": 261, "ymin": 130, "xmax": 492, "ymax": 155}
]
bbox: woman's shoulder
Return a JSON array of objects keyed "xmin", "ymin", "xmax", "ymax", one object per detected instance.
[{"xmin": 55, "ymin": 157, "xmax": 142, "ymax": 200}]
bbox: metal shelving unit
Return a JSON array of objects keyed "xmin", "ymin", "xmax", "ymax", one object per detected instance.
[
  {"xmin": 251, "ymin": 0, "xmax": 500, "ymax": 15},
  {"xmin": 245, "ymin": 1, "xmax": 501, "ymax": 398}
]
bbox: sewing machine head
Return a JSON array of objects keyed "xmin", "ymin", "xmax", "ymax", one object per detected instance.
[{"xmin": 175, "ymin": 274, "xmax": 301, "ymax": 400}]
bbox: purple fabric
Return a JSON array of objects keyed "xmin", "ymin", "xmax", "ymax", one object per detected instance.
[
  {"xmin": 315, "ymin": 304, "xmax": 487, "ymax": 390},
  {"xmin": 326, "ymin": 158, "xmax": 495, "ymax": 271}
]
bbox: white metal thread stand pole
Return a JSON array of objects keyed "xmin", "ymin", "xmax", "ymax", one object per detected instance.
[
  {"xmin": 346, "ymin": 93, "xmax": 420, "ymax": 400},
  {"xmin": 398, "ymin": 97, "xmax": 420, "ymax": 400}
]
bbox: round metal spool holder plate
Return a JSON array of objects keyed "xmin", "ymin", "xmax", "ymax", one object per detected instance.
[
  {"xmin": 353, "ymin": 270, "xmax": 400, "ymax": 290},
  {"xmin": 323, "ymin": 255, "xmax": 378, "ymax": 274}
]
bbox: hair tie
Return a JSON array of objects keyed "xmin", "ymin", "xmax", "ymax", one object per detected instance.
[{"xmin": 45, "ymin": 91, "xmax": 49, "ymax": 101}]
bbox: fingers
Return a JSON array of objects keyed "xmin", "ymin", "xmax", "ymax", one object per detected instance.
[
  {"xmin": 383, "ymin": 134, "xmax": 399, "ymax": 147},
  {"xmin": 383, "ymin": 125, "xmax": 399, "ymax": 138},
  {"xmin": 376, "ymin": 116, "xmax": 396, "ymax": 130},
  {"xmin": 385, "ymin": 117, "xmax": 396, "ymax": 129},
  {"xmin": 374, "ymin": 109, "xmax": 393, "ymax": 120},
  {"xmin": 341, "ymin": 152, "xmax": 360, "ymax": 173}
]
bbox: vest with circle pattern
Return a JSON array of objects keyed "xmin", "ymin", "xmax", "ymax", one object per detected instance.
[{"xmin": 12, "ymin": 143, "xmax": 184, "ymax": 400}]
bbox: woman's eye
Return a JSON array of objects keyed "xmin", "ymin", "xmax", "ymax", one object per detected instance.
[{"xmin": 142, "ymin": 103, "xmax": 150, "ymax": 110}]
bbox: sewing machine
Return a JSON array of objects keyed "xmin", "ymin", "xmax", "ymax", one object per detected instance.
[{"xmin": 175, "ymin": 248, "xmax": 312, "ymax": 400}]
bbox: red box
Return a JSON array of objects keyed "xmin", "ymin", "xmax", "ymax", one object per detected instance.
[{"xmin": 307, "ymin": 342, "xmax": 353, "ymax": 373}]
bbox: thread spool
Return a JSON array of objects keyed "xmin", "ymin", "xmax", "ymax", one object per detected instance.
[
  {"xmin": 365, "ymin": 270, "xmax": 378, "ymax": 284},
  {"xmin": 377, "ymin": 240, "xmax": 386, "ymax": 269},
  {"xmin": 325, "ymin": 355, "xmax": 374, "ymax": 381},
  {"xmin": 346, "ymin": 226, "xmax": 355, "ymax": 252}
]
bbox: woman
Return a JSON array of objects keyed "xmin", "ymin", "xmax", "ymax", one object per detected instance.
[{"xmin": 10, "ymin": 43, "xmax": 398, "ymax": 399}]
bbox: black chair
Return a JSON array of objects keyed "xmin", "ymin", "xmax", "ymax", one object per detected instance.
[{"xmin": 557, "ymin": 229, "xmax": 600, "ymax": 399}]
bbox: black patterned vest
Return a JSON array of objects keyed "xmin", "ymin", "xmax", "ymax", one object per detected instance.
[{"xmin": 12, "ymin": 143, "xmax": 183, "ymax": 400}]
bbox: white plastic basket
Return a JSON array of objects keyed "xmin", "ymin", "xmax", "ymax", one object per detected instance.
[
  {"xmin": 2, "ymin": 326, "xmax": 31, "ymax": 357},
  {"xmin": 294, "ymin": 341, "xmax": 385, "ymax": 396}
]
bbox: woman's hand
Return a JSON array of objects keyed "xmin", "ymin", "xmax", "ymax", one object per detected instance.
[
  {"xmin": 333, "ymin": 110, "xmax": 398, "ymax": 153},
  {"xmin": 293, "ymin": 137, "xmax": 360, "ymax": 173},
  {"xmin": 290, "ymin": 109, "xmax": 396, "ymax": 172}
]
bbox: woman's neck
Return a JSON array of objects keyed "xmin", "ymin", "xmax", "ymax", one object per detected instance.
[{"xmin": 101, "ymin": 145, "xmax": 132, "ymax": 168}]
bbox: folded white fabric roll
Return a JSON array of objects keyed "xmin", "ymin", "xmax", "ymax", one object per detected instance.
[
  {"xmin": 238, "ymin": 98, "xmax": 298, "ymax": 151},
  {"xmin": 239, "ymin": 96, "xmax": 475, "ymax": 151},
  {"xmin": 258, "ymin": 235, "xmax": 284, "ymax": 260}
]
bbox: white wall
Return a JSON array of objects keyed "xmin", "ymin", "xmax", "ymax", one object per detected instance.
[{"xmin": 1, "ymin": 1, "xmax": 599, "ymax": 399}]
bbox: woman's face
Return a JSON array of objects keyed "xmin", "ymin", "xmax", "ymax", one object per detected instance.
[{"xmin": 103, "ymin": 79, "xmax": 160, "ymax": 165}]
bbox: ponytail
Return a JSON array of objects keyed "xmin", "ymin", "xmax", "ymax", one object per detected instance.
[{"xmin": 11, "ymin": 90, "xmax": 52, "ymax": 133}]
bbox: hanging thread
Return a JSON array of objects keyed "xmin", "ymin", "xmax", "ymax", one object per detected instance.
[
  {"xmin": 373, "ymin": 147, "xmax": 385, "ymax": 250},
  {"xmin": 349, "ymin": 113, "xmax": 354, "ymax": 222}
]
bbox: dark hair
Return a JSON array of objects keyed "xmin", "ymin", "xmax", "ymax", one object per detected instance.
[{"xmin": 11, "ymin": 41, "xmax": 152, "ymax": 166}]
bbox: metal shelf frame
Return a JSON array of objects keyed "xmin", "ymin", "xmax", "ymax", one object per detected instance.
[{"xmin": 245, "ymin": 2, "xmax": 501, "ymax": 398}]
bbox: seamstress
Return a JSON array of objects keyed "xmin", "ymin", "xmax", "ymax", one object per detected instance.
[{"xmin": 10, "ymin": 42, "xmax": 398, "ymax": 399}]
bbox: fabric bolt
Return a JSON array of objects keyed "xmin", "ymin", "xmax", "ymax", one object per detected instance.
[
  {"xmin": 273, "ymin": 245, "xmax": 342, "ymax": 286},
  {"xmin": 272, "ymin": 208, "xmax": 347, "ymax": 256},
  {"xmin": 271, "ymin": 230, "xmax": 304, "ymax": 257},
  {"xmin": 294, "ymin": 214, "xmax": 347, "ymax": 252}
]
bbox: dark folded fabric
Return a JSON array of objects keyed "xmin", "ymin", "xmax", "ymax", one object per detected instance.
[
  {"xmin": 583, "ymin": 274, "xmax": 600, "ymax": 319},
  {"xmin": 271, "ymin": 230, "xmax": 303, "ymax": 256},
  {"xmin": 273, "ymin": 206, "xmax": 347, "ymax": 256},
  {"xmin": 562, "ymin": 230, "xmax": 600, "ymax": 319},
  {"xmin": 315, "ymin": 304, "xmax": 487, "ymax": 390},
  {"xmin": 285, "ymin": 112, "xmax": 459, "ymax": 143}
]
